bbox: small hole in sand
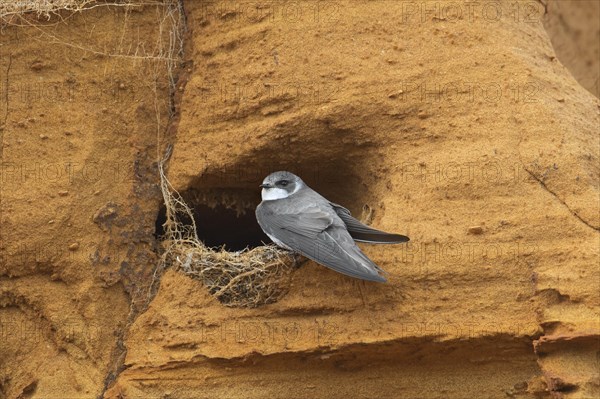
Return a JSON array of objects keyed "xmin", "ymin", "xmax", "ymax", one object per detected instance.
[
  {"xmin": 190, "ymin": 203, "xmax": 269, "ymax": 251},
  {"xmin": 155, "ymin": 189, "xmax": 269, "ymax": 251},
  {"xmin": 155, "ymin": 163, "xmax": 374, "ymax": 250}
]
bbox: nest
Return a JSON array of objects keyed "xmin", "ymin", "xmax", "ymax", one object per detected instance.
[
  {"xmin": 156, "ymin": 146, "xmax": 298, "ymax": 308},
  {"xmin": 1, "ymin": 1, "xmax": 160, "ymax": 22}
]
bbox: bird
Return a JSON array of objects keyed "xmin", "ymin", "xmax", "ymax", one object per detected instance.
[{"xmin": 255, "ymin": 171, "xmax": 409, "ymax": 282}]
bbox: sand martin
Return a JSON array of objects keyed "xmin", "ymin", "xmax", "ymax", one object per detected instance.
[{"xmin": 255, "ymin": 171, "xmax": 409, "ymax": 282}]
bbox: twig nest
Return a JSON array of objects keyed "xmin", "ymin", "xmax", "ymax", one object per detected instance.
[
  {"xmin": 165, "ymin": 242, "xmax": 298, "ymax": 308},
  {"xmin": 156, "ymin": 145, "xmax": 298, "ymax": 308}
]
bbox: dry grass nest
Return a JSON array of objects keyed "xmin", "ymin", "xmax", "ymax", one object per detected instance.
[
  {"xmin": 156, "ymin": 147, "xmax": 299, "ymax": 308},
  {"xmin": 0, "ymin": 1, "xmax": 174, "ymax": 22}
]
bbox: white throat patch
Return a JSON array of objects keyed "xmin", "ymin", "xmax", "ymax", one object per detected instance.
[
  {"xmin": 261, "ymin": 184, "xmax": 301, "ymax": 201},
  {"xmin": 261, "ymin": 187, "xmax": 289, "ymax": 201}
]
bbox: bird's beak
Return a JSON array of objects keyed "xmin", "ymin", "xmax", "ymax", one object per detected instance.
[{"xmin": 259, "ymin": 183, "xmax": 272, "ymax": 189}]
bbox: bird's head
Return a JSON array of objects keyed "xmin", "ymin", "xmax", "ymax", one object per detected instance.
[{"xmin": 259, "ymin": 171, "xmax": 305, "ymax": 201}]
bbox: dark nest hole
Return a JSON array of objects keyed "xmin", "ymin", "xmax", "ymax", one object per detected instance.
[
  {"xmin": 155, "ymin": 200, "xmax": 269, "ymax": 251},
  {"xmin": 155, "ymin": 185, "xmax": 300, "ymax": 308},
  {"xmin": 156, "ymin": 158, "xmax": 374, "ymax": 308},
  {"xmin": 155, "ymin": 168, "xmax": 368, "ymax": 250}
]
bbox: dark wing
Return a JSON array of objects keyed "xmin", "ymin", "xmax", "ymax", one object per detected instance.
[
  {"xmin": 330, "ymin": 203, "xmax": 409, "ymax": 244},
  {"xmin": 256, "ymin": 202, "xmax": 386, "ymax": 282}
]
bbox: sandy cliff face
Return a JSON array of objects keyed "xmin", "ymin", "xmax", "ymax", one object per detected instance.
[
  {"xmin": 1, "ymin": 1, "xmax": 598, "ymax": 399},
  {"xmin": 0, "ymin": 3, "xmax": 178, "ymax": 398}
]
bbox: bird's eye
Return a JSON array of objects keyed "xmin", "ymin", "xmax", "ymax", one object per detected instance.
[{"xmin": 278, "ymin": 180, "xmax": 289, "ymax": 186}]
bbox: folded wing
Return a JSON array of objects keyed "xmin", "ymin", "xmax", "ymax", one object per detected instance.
[
  {"xmin": 330, "ymin": 203, "xmax": 409, "ymax": 244},
  {"xmin": 256, "ymin": 203, "xmax": 386, "ymax": 282}
]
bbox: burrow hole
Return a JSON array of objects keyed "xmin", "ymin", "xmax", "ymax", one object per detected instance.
[{"xmin": 155, "ymin": 164, "xmax": 371, "ymax": 251}]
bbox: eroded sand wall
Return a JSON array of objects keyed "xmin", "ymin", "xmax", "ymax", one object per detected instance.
[{"xmin": 1, "ymin": 1, "xmax": 598, "ymax": 398}]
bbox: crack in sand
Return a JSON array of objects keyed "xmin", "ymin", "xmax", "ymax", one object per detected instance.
[
  {"xmin": 1, "ymin": 53, "xmax": 10, "ymax": 130},
  {"xmin": 522, "ymin": 166, "xmax": 599, "ymax": 232},
  {"xmin": 97, "ymin": 2, "xmax": 188, "ymax": 396},
  {"xmin": 0, "ymin": 53, "xmax": 10, "ymax": 274},
  {"xmin": 515, "ymin": 126, "xmax": 598, "ymax": 396},
  {"xmin": 517, "ymin": 130, "xmax": 598, "ymax": 232}
]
